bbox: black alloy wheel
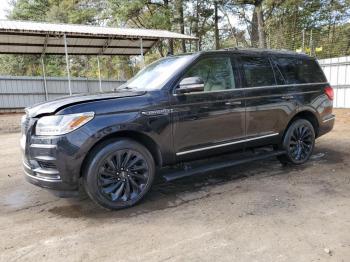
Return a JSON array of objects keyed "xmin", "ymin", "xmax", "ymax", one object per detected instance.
[
  {"xmin": 288, "ymin": 124, "xmax": 313, "ymax": 161},
  {"xmin": 84, "ymin": 139, "xmax": 155, "ymax": 210},
  {"xmin": 98, "ymin": 149, "xmax": 149, "ymax": 202},
  {"xmin": 278, "ymin": 119, "xmax": 315, "ymax": 165}
]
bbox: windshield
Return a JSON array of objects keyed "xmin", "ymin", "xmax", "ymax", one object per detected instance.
[{"xmin": 118, "ymin": 55, "xmax": 194, "ymax": 91}]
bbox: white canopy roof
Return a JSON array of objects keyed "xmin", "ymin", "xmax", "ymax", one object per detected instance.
[{"xmin": 0, "ymin": 20, "xmax": 197, "ymax": 56}]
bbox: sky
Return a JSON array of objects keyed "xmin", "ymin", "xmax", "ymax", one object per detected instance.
[{"xmin": 0, "ymin": 0, "xmax": 11, "ymax": 19}]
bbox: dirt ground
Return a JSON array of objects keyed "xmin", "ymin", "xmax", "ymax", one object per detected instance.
[
  {"xmin": 0, "ymin": 109, "xmax": 349, "ymax": 262},
  {"xmin": 0, "ymin": 113, "xmax": 22, "ymax": 133}
]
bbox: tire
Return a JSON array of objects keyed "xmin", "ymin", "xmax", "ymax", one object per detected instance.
[
  {"xmin": 277, "ymin": 119, "xmax": 315, "ymax": 165},
  {"xmin": 83, "ymin": 139, "xmax": 155, "ymax": 210}
]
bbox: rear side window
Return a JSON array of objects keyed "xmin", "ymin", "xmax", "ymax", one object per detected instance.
[
  {"xmin": 240, "ymin": 56, "xmax": 276, "ymax": 87},
  {"xmin": 274, "ymin": 56, "xmax": 326, "ymax": 84}
]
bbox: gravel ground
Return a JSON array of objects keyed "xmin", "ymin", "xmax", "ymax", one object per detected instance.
[{"xmin": 0, "ymin": 109, "xmax": 349, "ymax": 262}]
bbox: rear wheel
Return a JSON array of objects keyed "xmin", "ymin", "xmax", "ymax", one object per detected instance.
[
  {"xmin": 83, "ymin": 139, "xmax": 155, "ymax": 210},
  {"xmin": 278, "ymin": 119, "xmax": 315, "ymax": 165}
]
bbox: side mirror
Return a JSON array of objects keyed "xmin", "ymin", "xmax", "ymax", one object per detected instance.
[{"xmin": 176, "ymin": 77, "xmax": 204, "ymax": 94}]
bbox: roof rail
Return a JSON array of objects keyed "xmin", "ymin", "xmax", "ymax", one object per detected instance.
[{"xmin": 222, "ymin": 47, "xmax": 239, "ymax": 51}]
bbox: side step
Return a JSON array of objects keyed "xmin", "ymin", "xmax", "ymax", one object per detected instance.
[{"xmin": 163, "ymin": 150, "xmax": 286, "ymax": 182}]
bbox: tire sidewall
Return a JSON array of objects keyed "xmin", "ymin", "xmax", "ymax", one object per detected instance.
[{"xmin": 83, "ymin": 139, "xmax": 155, "ymax": 210}]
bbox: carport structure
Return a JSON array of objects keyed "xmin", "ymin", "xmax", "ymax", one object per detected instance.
[{"xmin": 0, "ymin": 20, "xmax": 197, "ymax": 98}]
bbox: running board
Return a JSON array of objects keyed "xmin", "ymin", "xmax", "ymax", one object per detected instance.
[{"xmin": 163, "ymin": 150, "xmax": 286, "ymax": 182}]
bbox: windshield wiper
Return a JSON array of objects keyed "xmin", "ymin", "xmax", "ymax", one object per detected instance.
[{"xmin": 114, "ymin": 86, "xmax": 133, "ymax": 91}]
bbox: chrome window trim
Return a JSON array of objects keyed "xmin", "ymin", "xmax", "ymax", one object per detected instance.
[
  {"xmin": 173, "ymin": 82, "xmax": 329, "ymax": 96},
  {"xmin": 30, "ymin": 144, "xmax": 57, "ymax": 149},
  {"xmin": 176, "ymin": 132, "xmax": 279, "ymax": 156}
]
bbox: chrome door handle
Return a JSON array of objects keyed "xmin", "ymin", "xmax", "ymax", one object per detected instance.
[
  {"xmin": 282, "ymin": 95, "xmax": 294, "ymax": 100},
  {"xmin": 225, "ymin": 101, "xmax": 241, "ymax": 106}
]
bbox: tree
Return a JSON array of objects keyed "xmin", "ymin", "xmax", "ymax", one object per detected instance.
[{"xmin": 175, "ymin": 0, "xmax": 186, "ymax": 52}]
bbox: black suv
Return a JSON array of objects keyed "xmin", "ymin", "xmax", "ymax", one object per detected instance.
[{"xmin": 21, "ymin": 49, "xmax": 335, "ymax": 210}]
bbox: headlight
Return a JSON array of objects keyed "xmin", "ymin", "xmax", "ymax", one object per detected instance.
[{"xmin": 36, "ymin": 112, "xmax": 94, "ymax": 136}]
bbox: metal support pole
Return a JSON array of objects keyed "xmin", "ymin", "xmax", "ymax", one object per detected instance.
[
  {"xmin": 140, "ymin": 38, "xmax": 144, "ymax": 68},
  {"xmin": 97, "ymin": 56, "xmax": 103, "ymax": 92},
  {"xmin": 309, "ymin": 29, "xmax": 313, "ymax": 56},
  {"xmin": 302, "ymin": 29, "xmax": 305, "ymax": 52},
  {"xmin": 41, "ymin": 55, "xmax": 48, "ymax": 101},
  {"xmin": 63, "ymin": 34, "xmax": 72, "ymax": 96}
]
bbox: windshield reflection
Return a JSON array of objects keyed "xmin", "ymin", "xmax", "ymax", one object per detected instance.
[{"xmin": 118, "ymin": 55, "xmax": 194, "ymax": 91}]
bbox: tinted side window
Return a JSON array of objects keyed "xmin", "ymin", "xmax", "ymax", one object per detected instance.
[
  {"xmin": 274, "ymin": 57, "xmax": 326, "ymax": 84},
  {"xmin": 184, "ymin": 57, "xmax": 235, "ymax": 92},
  {"xmin": 240, "ymin": 56, "xmax": 276, "ymax": 87}
]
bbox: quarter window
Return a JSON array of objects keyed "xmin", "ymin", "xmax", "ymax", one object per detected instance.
[
  {"xmin": 183, "ymin": 57, "xmax": 235, "ymax": 92},
  {"xmin": 240, "ymin": 56, "xmax": 276, "ymax": 87},
  {"xmin": 274, "ymin": 57, "xmax": 326, "ymax": 84}
]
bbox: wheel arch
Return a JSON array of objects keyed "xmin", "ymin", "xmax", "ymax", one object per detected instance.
[
  {"xmin": 80, "ymin": 130, "xmax": 163, "ymax": 178},
  {"xmin": 284, "ymin": 110, "xmax": 320, "ymax": 139}
]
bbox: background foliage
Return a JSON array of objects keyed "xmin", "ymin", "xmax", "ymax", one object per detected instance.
[{"xmin": 1, "ymin": 0, "xmax": 349, "ymax": 79}]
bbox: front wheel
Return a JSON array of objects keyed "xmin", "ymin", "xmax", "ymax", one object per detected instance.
[
  {"xmin": 83, "ymin": 139, "xmax": 155, "ymax": 210},
  {"xmin": 278, "ymin": 119, "xmax": 315, "ymax": 165}
]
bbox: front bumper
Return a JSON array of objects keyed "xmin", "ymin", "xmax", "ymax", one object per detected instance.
[
  {"xmin": 23, "ymin": 160, "xmax": 78, "ymax": 192},
  {"xmin": 20, "ymin": 117, "xmax": 93, "ymax": 195}
]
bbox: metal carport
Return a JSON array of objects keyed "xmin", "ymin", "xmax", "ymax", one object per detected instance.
[{"xmin": 0, "ymin": 20, "xmax": 197, "ymax": 97}]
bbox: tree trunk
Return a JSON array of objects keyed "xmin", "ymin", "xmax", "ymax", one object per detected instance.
[
  {"xmin": 255, "ymin": 1, "xmax": 266, "ymax": 48},
  {"xmin": 164, "ymin": 0, "xmax": 174, "ymax": 55},
  {"xmin": 250, "ymin": 7, "xmax": 259, "ymax": 47},
  {"xmin": 194, "ymin": 0, "xmax": 200, "ymax": 51},
  {"xmin": 176, "ymin": 0, "xmax": 186, "ymax": 52},
  {"xmin": 214, "ymin": 1, "xmax": 220, "ymax": 50}
]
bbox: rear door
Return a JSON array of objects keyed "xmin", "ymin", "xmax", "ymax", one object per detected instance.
[
  {"xmin": 238, "ymin": 54, "xmax": 295, "ymax": 147},
  {"xmin": 170, "ymin": 54, "xmax": 245, "ymax": 160}
]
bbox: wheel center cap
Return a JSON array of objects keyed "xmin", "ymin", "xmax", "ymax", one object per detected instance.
[{"xmin": 121, "ymin": 171, "xmax": 127, "ymax": 178}]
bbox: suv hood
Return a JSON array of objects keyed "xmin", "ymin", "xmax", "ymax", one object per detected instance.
[{"xmin": 26, "ymin": 91, "xmax": 145, "ymax": 118}]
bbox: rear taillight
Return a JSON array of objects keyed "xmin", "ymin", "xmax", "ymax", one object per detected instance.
[{"xmin": 324, "ymin": 86, "xmax": 334, "ymax": 100}]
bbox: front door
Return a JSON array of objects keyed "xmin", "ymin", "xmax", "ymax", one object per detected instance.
[{"xmin": 170, "ymin": 55, "xmax": 245, "ymax": 161}]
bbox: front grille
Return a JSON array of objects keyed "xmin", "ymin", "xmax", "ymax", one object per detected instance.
[{"xmin": 37, "ymin": 161, "xmax": 57, "ymax": 169}]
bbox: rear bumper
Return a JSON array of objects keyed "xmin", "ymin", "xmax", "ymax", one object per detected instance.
[{"xmin": 318, "ymin": 114, "xmax": 335, "ymax": 137}]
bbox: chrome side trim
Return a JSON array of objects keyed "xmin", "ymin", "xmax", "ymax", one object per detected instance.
[
  {"xmin": 22, "ymin": 160, "xmax": 31, "ymax": 170},
  {"xmin": 176, "ymin": 133, "xmax": 279, "ymax": 156},
  {"xmin": 33, "ymin": 167, "xmax": 59, "ymax": 175},
  {"xmin": 34, "ymin": 155, "xmax": 56, "ymax": 161},
  {"xmin": 323, "ymin": 116, "xmax": 335, "ymax": 123},
  {"xmin": 30, "ymin": 144, "xmax": 57, "ymax": 149},
  {"xmin": 24, "ymin": 170, "xmax": 61, "ymax": 182}
]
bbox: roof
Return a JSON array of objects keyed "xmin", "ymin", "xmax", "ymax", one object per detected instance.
[
  {"xmin": 217, "ymin": 47, "xmax": 310, "ymax": 57},
  {"xmin": 0, "ymin": 20, "xmax": 197, "ymax": 56}
]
